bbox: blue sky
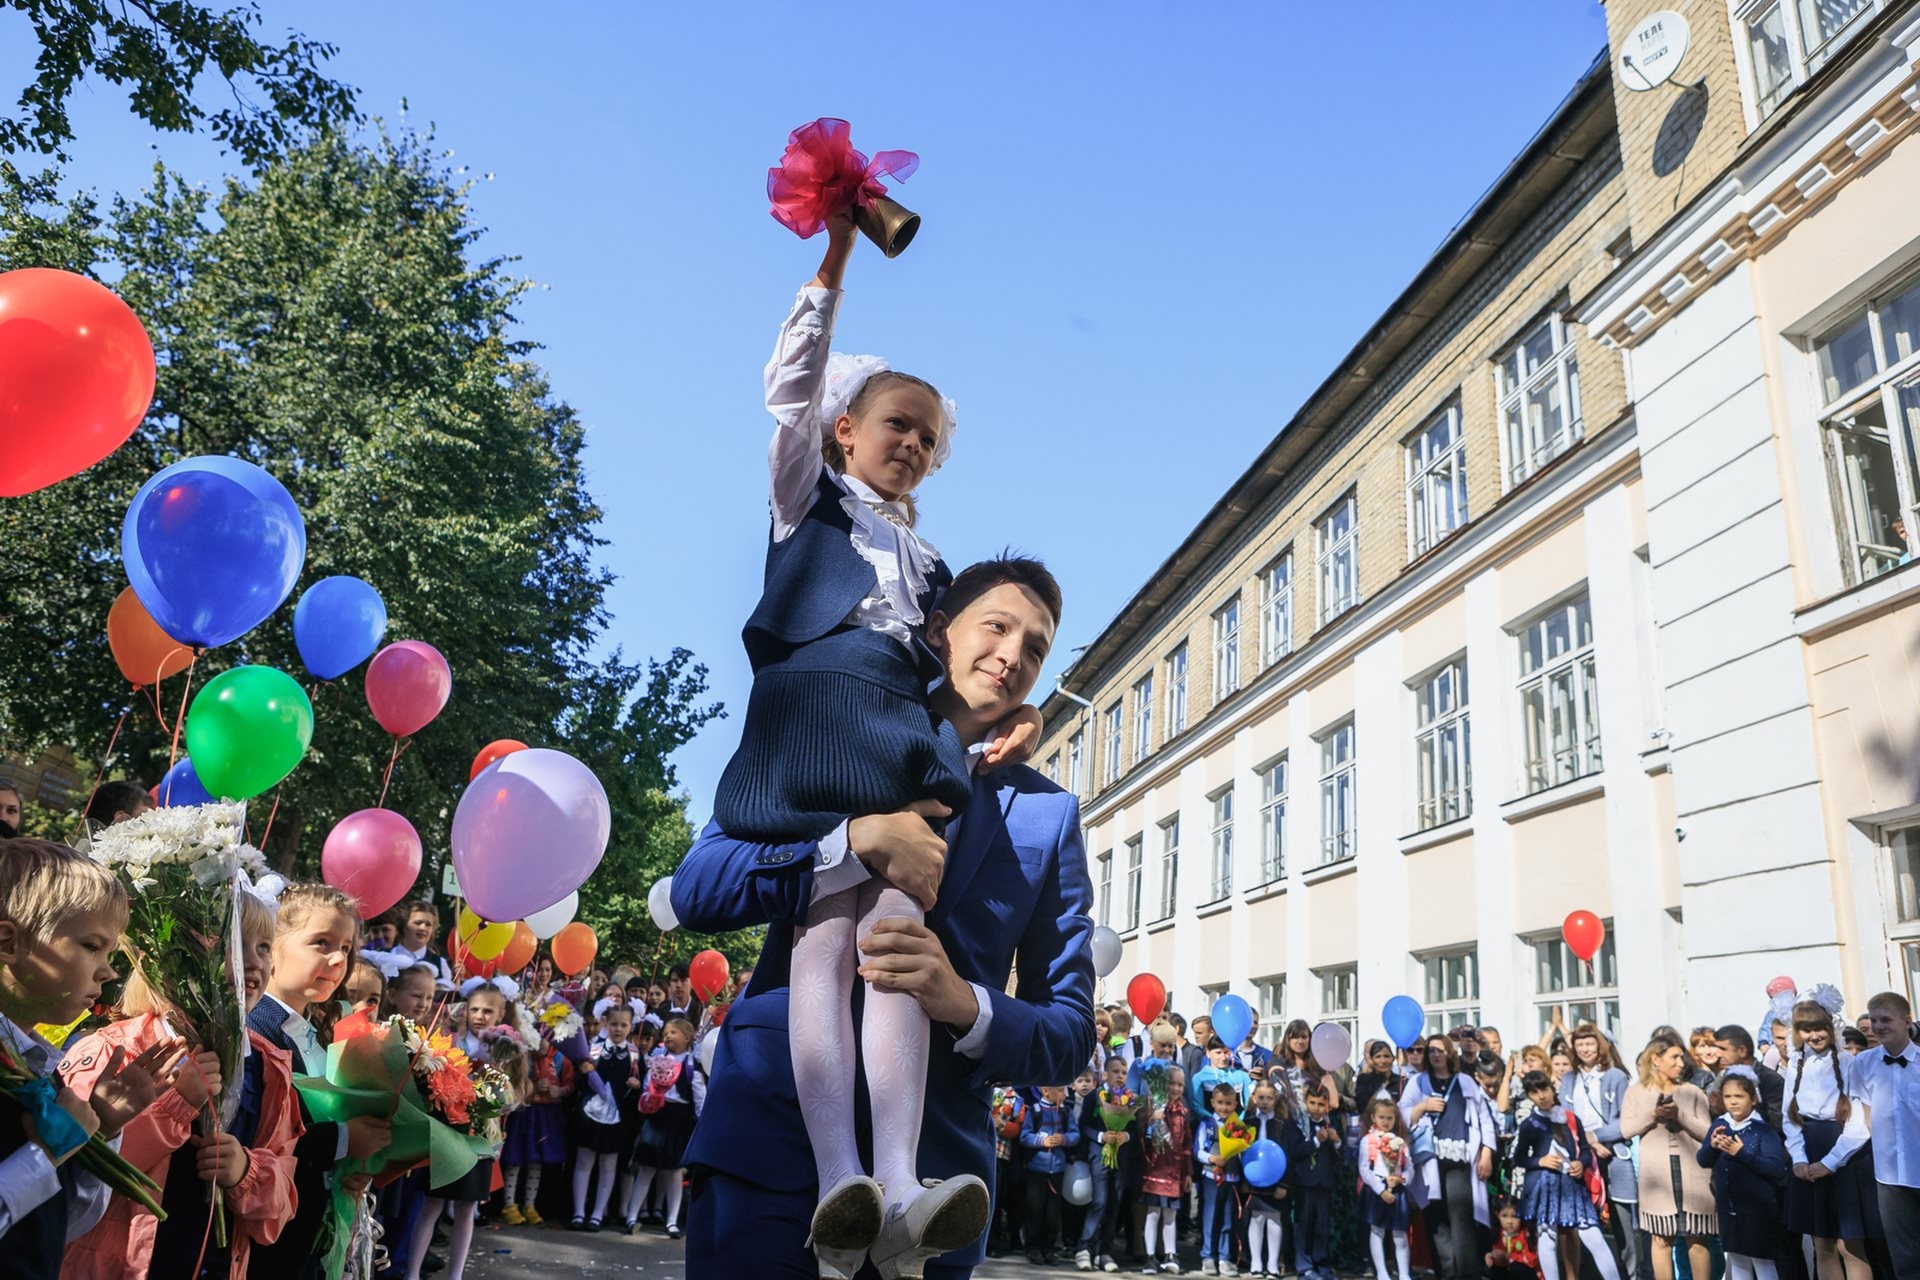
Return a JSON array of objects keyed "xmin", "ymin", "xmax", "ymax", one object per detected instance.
[{"xmin": 9, "ymin": 2, "xmax": 1609, "ymax": 813}]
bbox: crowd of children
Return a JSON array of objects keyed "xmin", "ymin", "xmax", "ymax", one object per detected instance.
[
  {"xmin": 991, "ymin": 990, "xmax": 1920, "ymax": 1280},
  {"xmin": 0, "ymin": 834, "xmax": 718, "ymax": 1280}
]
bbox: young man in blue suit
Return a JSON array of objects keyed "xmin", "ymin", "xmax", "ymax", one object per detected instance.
[{"xmin": 672, "ymin": 556, "xmax": 1097, "ymax": 1280}]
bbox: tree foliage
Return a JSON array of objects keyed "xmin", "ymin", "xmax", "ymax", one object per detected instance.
[
  {"xmin": 2, "ymin": 0, "xmax": 357, "ymax": 163},
  {"xmin": 0, "ymin": 132, "xmax": 734, "ymax": 966}
]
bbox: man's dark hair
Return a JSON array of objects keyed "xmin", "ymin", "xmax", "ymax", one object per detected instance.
[
  {"xmin": 1520, "ymin": 1069, "xmax": 1553, "ymax": 1094},
  {"xmin": 940, "ymin": 554, "xmax": 1063, "ymax": 628},
  {"xmin": 1167, "ymin": 1012, "xmax": 1187, "ymax": 1034},
  {"xmin": 85, "ymin": 780, "xmax": 150, "ymax": 828},
  {"xmin": 1715, "ymin": 1025, "xmax": 1756, "ymax": 1059},
  {"xmin": 668, "ymin": 962, "xmax": 690, "ymax": 982},
  {"xmin": 624, "ymin": 976, "xmax": 647, "ymax": 992}
]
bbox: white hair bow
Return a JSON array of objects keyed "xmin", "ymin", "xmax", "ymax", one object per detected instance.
[
  {"xmin": 359, "ymin": 949, "xmax": 412, "ymax": 981},
  {"xmin": 1720, "ymin": 1064, "xmax": 1759, "ymax": 1086},
  {"xmin": 458, "ymin": 975, "xmax": 521, "ymax": 1002},
  {"xmin": 1807, "ymin": 982, "xmax": 1845, "ymax": 1018},
  {"xmin": 237, "ymin": 870, "xmax": 288, "ymax": 914}
]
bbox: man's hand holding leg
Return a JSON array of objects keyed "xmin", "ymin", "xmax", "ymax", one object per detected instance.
[{"xmin": 857, "ymin": 917, "xmax": 979, "ymax": 1032}]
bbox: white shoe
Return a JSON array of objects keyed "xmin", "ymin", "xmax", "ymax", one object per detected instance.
[
  {"xmin": 1221, "ymin": 1264, "xmax": 1239, "ymax": 1278},
  {"xmin": 1160, "ymin": 1264, "xmax": 1183, "ymax": 1276},
  {"xmin": 1202, "ymin": 1264, "xmax": 1219, "ymax": 1277},
  {"xmin": 868, "ymin": 1176, "xmax": 991, "ymax": 1280},
  {"xmin": 1102, "ymin": 1256, "xmax": 1119, "ymax": 1273},
  {"xmin": 808, "ymin": 1175, "xmax": 884, "ymax": 1279},
  {"xmin": 1076, "ymin": 1251, "xmax": 1095, "ymax": 1272}
]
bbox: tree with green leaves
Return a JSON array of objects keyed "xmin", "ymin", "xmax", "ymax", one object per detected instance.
[
  {"xmin": 0, "ymin": 132, "xmax": 749, "ymax": 969},
  {"xmin": 2, "ymin": 0, "xmax": 356, "ymax": 163}
]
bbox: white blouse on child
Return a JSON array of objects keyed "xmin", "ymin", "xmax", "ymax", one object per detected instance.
[
  {"xmin": 765, "ymin": 286, "xmax": 943, "ymax": 654},
  {"xmin": 1783, "ymin": 1048, "xmax": 1868, "ymax": 1169}
]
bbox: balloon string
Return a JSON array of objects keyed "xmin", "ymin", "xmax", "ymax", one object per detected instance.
[
  {"xmin": 143, "ymin": 681, "xmax": 167, "ymax": 732},
  {"xmin": 165, "ymin": 651, "xmax": 200, "ymax": 775},
  {"xmin": 375, "ymin": 736, "xmax": 411, "ymax": 809},
  {"xmin": 78, "ymin": 706, "xmax": 132, "ymax": 831},
  {"xmin": 259, "ymin": 791, "xmax": 282, "ymax": 850}
]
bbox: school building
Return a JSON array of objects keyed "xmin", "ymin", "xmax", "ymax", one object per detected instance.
[{"xmin": 1035, "ymin": 0, "xmax": 1920, "ymax": 1051}]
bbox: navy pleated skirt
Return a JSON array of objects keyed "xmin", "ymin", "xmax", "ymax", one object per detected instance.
[
  {"xmin": 1786, "ymin": 1118, "xmax": 1883, "ymax": 1240},
  {"xmin": 714, "ymin": 627, "xmax": 972, "ymax": 841}
]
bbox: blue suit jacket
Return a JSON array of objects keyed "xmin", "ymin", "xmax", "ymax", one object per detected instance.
[{"xmin": 671, "ymin": 764, "xmax": 1096, "ymax": 1262}]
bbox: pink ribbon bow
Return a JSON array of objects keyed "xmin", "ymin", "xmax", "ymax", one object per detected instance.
[{"xmin": 767, "ymin": 117, "xmax": 918, "ymax": 239}]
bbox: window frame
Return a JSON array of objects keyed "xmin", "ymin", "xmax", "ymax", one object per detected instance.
[
  {"xmin": 1811, "ymin": 269, "xmax": 1920, "ymax": 588},
  {"xmin": 1096, "ymin": 849, "xmax": 1113, "ymax": 928},
  {"xmin": 1132, "ymin": 673, "xmax": 1155, "ymax": 767},
  {"xmin": 1165, "ymin": 643, "xmax": 1190, "ymax": 738},
  {"xmin": 1103, "ymin": 701, "xmax": 1124, "ymax": 786},
  {"xmin": 1123, "ymin": 835, "xmax": 1144, "ymax": 932},
  {"xmin": 1207, "ymin": 785, "xmax": 1235, "ymax": 903},
  {"xmin": 1735, "ymin": 0, "xmax": 1884, "ymax": 123},
  {"xmin": 1406, "ymin": 399, "xmax": 1470, "ymax": 558},
  {"xmin": 1316, "ymin": 493, "xmax": 1361, "ymax": 625},
  {"xmin": 1419, "ymin": 947, "xmax": 1482, "ymax": 1036},
  {"xmin": 1317, "ymin": 719, "xmax": 1358, "ymax": 866},
  {"xmin": 1067, "ymin": 730, "xmax": 1085, "ymax": 795},
  {"xmin": 1156, "ymin": 815, "xmax": 1181, "ymax": 923},
  {"xmin": 1413, "ymin": 656, "xmax": 1472, "ymax": 830},
  {"xmin": 1045, "ymin": 751, "xmax": 1061, "ymax": 785},
  {"xmin": 1531, "ymin": 925, "xmax": 1621, "ymax": 1043},
  {"xmin": 1884, "ymin": 826, "xmax": 1920, "ymax": 1007},
  {"xmin": 1316, "ymin": 965, "xmax": 1359, "ymax": 1060},
  {"xmin": 1496, "ymin": 313, "xmax": 1584, "ymax": 490},
  {"xmin": 1515, "ymin": 595, "xmax": 1603, "ymax": 796},
  {"xmin": 1212, "ymin": 595, "xmax": 1242, "ymax": 702},
  {"xmin": 1257, "ymin": 755, "xmax": 1288, "ymax": 887},
  {"xmin": 1254, "ymin": 974, "xmax": 1288, "ymax": 1049},
  {"xmin": 1260, "ymin": 550, "xmax": 1295, "ymax": 668}
]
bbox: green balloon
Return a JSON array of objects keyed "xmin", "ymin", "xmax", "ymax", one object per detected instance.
[{"xmin": 184, "ymin": 665, "xmax": 314, "ymax": 800}]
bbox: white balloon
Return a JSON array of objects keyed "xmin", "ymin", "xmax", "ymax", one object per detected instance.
[
  {"xmin": 1062, "ymin": 1161, "xmax": 1093, "ymax": 1206},
  {"xmin": 1089, "ymin": 926, "xmax": 1122, "ymax": 978},
  {"xmin": 648, "ymin": 877, "xmax": 679, "ymax": 933},
  {"xmin": 525, "ymin": 891, "xmax": 579, "ymax": 940},
  {"xmin": 1310, "ymin": 1020, "xmax": 1353, "ymax": 1072},
  {"xmin": 695, "ymin": 1031, "xmax": 716, "ymax": 1074}
]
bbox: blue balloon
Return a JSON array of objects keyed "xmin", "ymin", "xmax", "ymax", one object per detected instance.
[
  {"xmin": 1242, "ymin": 1138, "xmax": 1288, "ymax": 1188},
  {"xmin": 1211, "ymin": 993, "xmax": 1254, "ymax": 1050},
  {"xmin": 156, "ymin": 756, "xmax": 215, "ymax": 807},
  {"xmin": 293, "ymin": 575, "xmax": 388, "ymax": 680},
  {"xmin": 122, "ymin": 455, "xmax": 306, "ymax": 649},
  {"xmin": 1382, "ymin": 995, "xmax": 1426, "ymax": 1049}
]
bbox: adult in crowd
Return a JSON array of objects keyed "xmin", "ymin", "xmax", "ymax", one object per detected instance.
[
  {"xmin": 82, "ymin": 779, "xmax": 151, "ymax": 834},
  {"xmin": 670, "ymin": 558, "xmax": 1096, "ymax": 1280},
  {"xmin": 1621, "ymin": 1035, "xmax": 1715, "ymax": 1280},
  {"xmin": 0, "ymin": 779, "xmax": 23, "ymax": 837},
  {"xmin": 1561, "ymin": 1023, "xmax": 1638, "ymax": 1280},
  {"xmin": 659, "ymin": 963, "xmax": 696, "ymax": 1020},
  {"xmin": 1400, "ymin": 1033, "xmax": 1498, "ymax": 1278}
]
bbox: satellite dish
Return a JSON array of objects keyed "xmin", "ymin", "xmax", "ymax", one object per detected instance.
[{"xmin": 1620, "ymin": 10, "xmax": 1692, "ymax": 91}]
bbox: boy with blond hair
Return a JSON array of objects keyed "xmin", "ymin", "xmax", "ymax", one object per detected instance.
[
  {"xmin": 1850, "ymin": 990, "xmax": 1920, "ymax": 1275},
  {"xmin": 0, "ymin": 839, "xmax": 180, "ymax": 1275}
]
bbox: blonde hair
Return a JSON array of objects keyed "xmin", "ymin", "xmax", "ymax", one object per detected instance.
[
  {"xmin": 0, "ymin": 838, "xmax": 127, "ymax": 949},
  {"xmin": 117, "ymin": 881, "xmax": 279, "ymax": 1019},
  {"xmin": 1636, "ymin": 1035, "xmax": 1685, "ymax": 1089},
  {"xmin": 275, "ymin": 882, "xmax": 361, "ymax": 1040},
  {"xmin": 1150, "ymin": 1018, "xmax": 1179, "ymax": 1049}
]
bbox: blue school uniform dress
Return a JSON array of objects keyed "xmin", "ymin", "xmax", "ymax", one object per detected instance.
[
  {"xmin": 711, "ymin": 287, "xmax": 969, "ymax": 842},
  {"xmin": 1698, "ymin": 1113, "xmax": 1787, "ymax": 1258},
  {"xmin": 1514, "ymin": 1106, "xmax": 1605, "ymax": 1228}
]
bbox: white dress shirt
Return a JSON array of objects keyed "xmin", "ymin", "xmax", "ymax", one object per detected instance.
[
  {"xmin": 258, "ymin": 993, "xmax": 352, "ymax": 1160},
  {"xmin": 0, "ymin": 1014, "xmax": 116, "ymax": 1242},
  {"xmin": 1849, "ymin": 1038, "xmax": 1920, "ymax": 1188},
  {"xmin": 1782, "ymin": 1047, "xmax": 1868, "ymax": 1169}
]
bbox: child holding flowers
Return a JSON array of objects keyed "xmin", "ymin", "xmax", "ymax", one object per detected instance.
[
  {"xmin": 1137, "ymin": 1063, "xmax": 1191, "ymax": 1275},
  {"xmin": 499, "ymin": 1027, "xmax": 573, "ymax": 1227},
  {"xmin": 62, "ymin": 888, "xmax": 300, "ymax": 1278},
  {"xmin": 1076, "ymin": 1054, "xmax": 1141, "ymax": 1271},
  {"xmin": 1195, "ymin": 1080, "xmax": 1251, "ymax": 1275},
  {"xmin": 623, "ymin": 1014, "xmax": 700, "ymax": 1237},
  {"xmin": 0, "ymin": 839, "xmax": 180, "ymax": 1277},
  {"xmin": 1358, "ymin": 1097, "xmax": 1414, "ymax": 1280},
  {"xmin": 246, "ymin": 882, "xmax": 390, "ymax": 1279}
]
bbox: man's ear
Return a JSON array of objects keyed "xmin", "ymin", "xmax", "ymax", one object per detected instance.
[
  {"xmin": 925, "ymin": 611, "xmax": 951, "ymax": 655},
  {"xmin": 0, "ymin": 919, "xmax": 21, "ymax": 967}
]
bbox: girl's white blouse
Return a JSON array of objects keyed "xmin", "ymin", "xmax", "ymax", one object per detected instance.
[
  {"xmin": 1782, "ymin": 1048, "xmax": 1868, "ymax": 1168},
  {"xmin": 764, "ymin": 286, "xmax": 941, "ymax": 654}
]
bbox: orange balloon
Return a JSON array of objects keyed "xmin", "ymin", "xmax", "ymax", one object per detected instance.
[
  {"xmin": 496, "ymin": 921, "xmax": 537, "ymax": 975},
  {"xmin": 106, "ymin": 586, "xmax": 192, "ymax": 687},
  {"xmin": 551, "ymin": 921, "xmax": 598, "ymax": 976},
  {"xmin": 470, "ymin": 739, "xmax": 529, "ymax": 780}
]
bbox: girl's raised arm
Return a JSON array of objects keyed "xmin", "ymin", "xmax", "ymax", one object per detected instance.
[{"xmin": 766, "ymin": 216, "xmax": 859, "ymax": 540}]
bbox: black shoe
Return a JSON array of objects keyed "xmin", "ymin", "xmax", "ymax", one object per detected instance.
[
  {"xmin": 421, "ymin": 1253, "xmax": 446, "ymax": 1275},
  {"xmin": 667, "ymin": 1224, "xmax": 683, "ymax": 1240},
  {"xmin": 568, "ymin": 1218, "xmax": 584, "ymax": 1232},
  {"xmin": 623, "ymin": 1218, "xmax": 638, "ymax": 1235},
  {"xmin": 1030, "ymin": 1253, "xmax": 1046, "ymax": 1266},
  {"xmin": 586, "ymin": 1219, "xmax": 603, "ymax": 1233}
]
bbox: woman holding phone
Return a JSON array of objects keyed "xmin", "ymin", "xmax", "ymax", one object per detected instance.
[{"xmin": 1621, "ymin": 1034, "xmax": 1716, "ymax": 1280}]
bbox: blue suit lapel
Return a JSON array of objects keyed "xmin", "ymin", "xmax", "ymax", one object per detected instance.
[{"xmin": 927, "ymin": 771, "xmax": 999, "ymax": 933}]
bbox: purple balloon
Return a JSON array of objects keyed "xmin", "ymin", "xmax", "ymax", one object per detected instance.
[{"xmin": 451, "ymin": 747, "xmax": 609, "ymax": 921}]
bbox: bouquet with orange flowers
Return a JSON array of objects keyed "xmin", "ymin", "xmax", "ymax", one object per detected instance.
[{"xmin": 1214, "ymin": 1115, "xmax": 1255, "ymax": 1163}]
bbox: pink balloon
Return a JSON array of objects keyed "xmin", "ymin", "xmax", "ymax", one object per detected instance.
[
  {"xmin": 321, "ymin": 808, "xmax": 422, "ymax": 918},
  {"xmin": 365, "ymin": 640, "xmax": 452, "ymax": 737},
  {"xmin": 452, "ymin": 747, "xmax": 610, "ymax": 921}
]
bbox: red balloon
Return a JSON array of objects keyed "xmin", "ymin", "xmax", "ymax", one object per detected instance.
[
  {"xmin": 321, "ymin": 809, "xmax": 422, "ymax": 919},
  {"xmin": 1563, "ymin": 910, "xmax": 1606, "ymax": 963},
  {"xmin": 551, "ymin": 922, "xmax": 599, "ymax": 977},
  {"xmin": 446, "ymin": 925, "xmax": 499, "ymax": 979},
  {"xmin": 365, "ymin": 640, "xmax": 452, "ymax": 737},
  {"xmin": 0, "ymin": 268, "xmax": 157, "ymax": 497},
  {"xmin": 470, "ymin": 738, "xmax": 529, "ymax": 780},
  {"xmin": 690, "ymin": 949, "xmax": 730, "ymax": 1004},
  {"xmin": 1126, "ymin": 973, "xmax": 1167, "ymax": 1027}
]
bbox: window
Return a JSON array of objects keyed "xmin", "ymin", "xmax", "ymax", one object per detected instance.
[
  {"xmin": 1045, "ymin": 751, "xmax": 1061, "ymax": 784},
  {"xmin": 1156, "ymin": 816, "xmax": 1180, "ymax": 922},
  {"xmin": 1067, "ymin": 731, "xmax": 1085, "ymax": 794},
  {"xmin": 1407, "ymin": 401, "xmax": 1469, "ymax": 557},
  {"xmin": 1260, "ymin": 552, "xmax": 1294, "ymax": 667},
  {"xmin": 1497, "ymin": 314, "xmax": 1584, "ymax": 488},
  {"xmin": 1208, "ymin": 787, "xmax": 1234, "ymax": 902},
  {"xmin": 1317, "ymin": 720, "xmax": 1357, "ymax": 865},
  {"xmin": 1886, "ymin": 828, "xmax": 1920, "ymax": 1006},
  {"xmin": 1421, "ymin": 948, "xmax": 1482, "ymax": 1035},
  {"xmin": 1257, "ymin": 756, "xmax": 1288, "ymax": 886},
  {"xmin": 1813, "ymin": 272, "xmax": 1920, "ymax": 586},
  {"xmin": 1317, "ymin": 495, "xmax": 1360, "ymax": 624},
  {"xmin": 1739, "ymin": 0, "xmax": 1883, "ymax": 120},
  {"xmin": 1254, "ymin": 975, "xmax": 1288, "ymax": 1048},
  {"xmin": 1317, "ymin": 965, "xmax": 1359, "ymax": 1058},
  {"xmin": 1096, "ymin": 850, "xmax": 1113, "ymax": 928},
  {"xmin": 1213, "ymin": 597, "xmax": 1242, "ymax": 701},
  {"xmin": 1132, "ymin": 675, "xmax": 1154, "ymax": 766},
  {"xmin": 1413, "ymin": 658, "xmax": 1472, "ymax": 829},
  {"xmin": 1123, "ymin": 835, "xmax": 1144, "ymax": 931},
  {"xmin": 1103, "ymin": 701, "xmax": 1123, "ymax": 785},
  {"xmin": 1166, "ymin": 644, "xmax": 1189, "ymax": 737},
  {"xmin": 1517, "ymin": 596, "xmax": 1602, "ymax": 794},
  {"xmin": 1532, "ymin": 926, "xmax": 1620, "ymax": 1042}
]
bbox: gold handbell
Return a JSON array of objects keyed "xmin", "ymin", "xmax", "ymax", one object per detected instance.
[{"xmin": 853, "ymin": 196, "xmax": 920, "ymax": 258}]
